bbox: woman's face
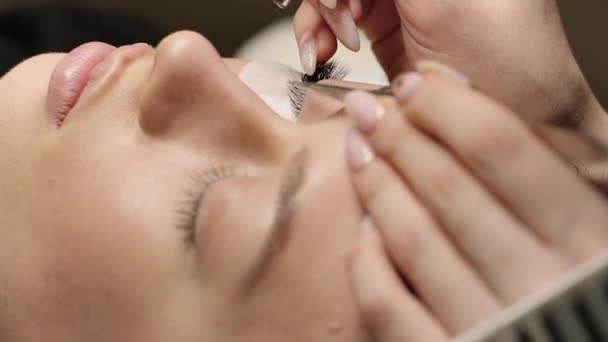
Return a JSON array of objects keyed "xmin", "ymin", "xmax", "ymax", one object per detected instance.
[{"xmin": 0, "ymin": 31, "xmax": 368, "ymax": 342}]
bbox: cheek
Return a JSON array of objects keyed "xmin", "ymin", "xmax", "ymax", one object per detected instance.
[
  {"xmin": 26, "ymin": 181, "xmax": 181, "ymax": 331},
  {"xmin": 290, "ymin": 169, "xmax": 362, "ymax": 275},
  {"xmin": 10, "ymin": 140, "xmax": 190, "ymax": 334}
]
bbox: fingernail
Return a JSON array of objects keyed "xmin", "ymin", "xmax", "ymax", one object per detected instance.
[
  {"xmin": 392, "ymin": 72, "xmax": 423, "ymax": 101},
  {"xmin": 320, "ymin": 4, "xmax": 360, "ymax": 51},
  {"xmin": 416, "ymin": 60, "xmax": 470, "ymax": 86},
  {"xmin": 320, "ymin": 0, "xmax": 337, "ymax": 9},
  {"xmin": 347, "ymin": 128, "xmax": 375, "ymax": 171},
  {"xmin": 360, "ymin": 216, "xmax": 376, "ymax": 234},
  {"xmin": 299, "ymin": 32, "xmax": 318, "ymax": 76},
  {"xmin": 345, "ymin": 90, "xmax": 385, "ymax": 132}
]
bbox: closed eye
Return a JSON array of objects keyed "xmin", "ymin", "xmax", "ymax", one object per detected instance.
[{"xmin": 175, "ymin": 164, "xmax": 239, "ymax": 245}]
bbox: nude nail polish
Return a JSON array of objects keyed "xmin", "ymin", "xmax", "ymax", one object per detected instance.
[
  {"xmin": 299, "ymin": 32, "xmax": 318, "ymax": 76},
  {"xmin": 347, "ymin": 128, "xmax": 375, "ymax": 171},
  {"xmin": 320, "ymin": 0, "xmax": 337, "ymax": 9},
  {"xmin": 345, "ymin": 91, "xmax": 385, "ymax": 132},
  {"xmin": 320, "ymin": 3, "xmax": 360, "ymax": 52},
  {"xmin": 360, "ymin": 216, "xmax": 376, "ymax": 233},
  {"xmin": 392, "ymin": 72, "xmax": 423, "ymax": 101}
]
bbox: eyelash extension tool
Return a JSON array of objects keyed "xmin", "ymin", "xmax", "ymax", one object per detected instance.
[
  {"xmin": 299, "ymin": 82, "xmax": 393, "ymax": 100},
  {"xmin": 458, "ymin": 252, "xmax": 608, "ymax": 342},
  {"xmin": 297, "ymin": 81, "xmax": 608, "ymax": 163}
]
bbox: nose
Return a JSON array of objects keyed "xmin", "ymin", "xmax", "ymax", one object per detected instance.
[{"xmin": 138, "ymin": 31, "xmax": 290, "ymax": 159}]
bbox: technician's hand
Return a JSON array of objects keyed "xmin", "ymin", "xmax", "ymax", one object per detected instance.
[
  {"xmin": 293, "ymin": 0, "xmax": 604, "ymax": 129},
  {"xmin": 343, "ymin": 62, "xmax": 608, "ymax": 339}
]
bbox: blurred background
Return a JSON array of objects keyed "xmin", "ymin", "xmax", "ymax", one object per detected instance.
[{"xmin": 0, "ymin": 0, "xmax": 606, "ymax": 105}]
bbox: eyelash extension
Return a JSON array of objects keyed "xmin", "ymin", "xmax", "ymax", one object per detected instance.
[
  {"xmin": 175, "ymin": 164, "xmax": 239, "ymax": 245},
  {"xmin": 287, "ymin": 60, "xmax": 350, "ymax": 116}
]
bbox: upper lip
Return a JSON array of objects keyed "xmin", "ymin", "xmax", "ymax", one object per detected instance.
[{"xmin": 47, "ymin": 42, "xmax": 116, "ymax": 128}]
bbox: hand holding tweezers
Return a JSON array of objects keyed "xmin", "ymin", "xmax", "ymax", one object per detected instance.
[{"xmin": 300, "ymin": 81, "xmax": 608, "ymax": 164}]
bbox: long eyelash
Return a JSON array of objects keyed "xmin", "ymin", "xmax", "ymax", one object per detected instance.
[
  {"xmin": 288, "ymin": 60, "xmax": 349, "ymax": 116},
  {"xmin": 175, "ymin": 164, "xmax": 238, "ymax": 245},
  {"xmin": 302, "ymin": 60, "xmax": 349, "ymax": 82}
]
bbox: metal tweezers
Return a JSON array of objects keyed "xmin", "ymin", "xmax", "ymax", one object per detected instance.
[{"xmin": 300, "ymin": 81, "xmax": 608, "ymax": 164}]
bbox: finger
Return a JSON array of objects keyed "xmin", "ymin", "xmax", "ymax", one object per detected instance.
[
  {"xmin": 317, "ymin": 0, "xmax": 361, "ymax": 51},
  {"xmin": 319, "ymin": 0, "xmax": 338, "ymax": 9},
  {"xmin": 368, "ymin": 28, "xmax": 409, "ymax": 80},
  {"xmin": 354, "ymin": 0, "xmax": 399, "ymax": 42},
  {"xmin": 532, "ymin": 124, "xmax": 608, "ymax": 163},
  {"xmin": 346, "ymin": 128, "xmax": 501, "ymax": 333},
  {"xmin": 574, "ymin": 161, "xmax": 608, "ymax": 199},
  {"xmin": 401, "ymin": 65, "xmax": 608, "ymax": 261},
  {"xmin": 354, "ymin": 0, "xmax": 407, "ymax": 78},
  {"xmin": 349, "ymin": 225, "xmax": 450, "ymax": 342},
  {"xmin": 346, "ymin": 90, "xmax": 567, "ymax": 303},
  {"xmin": 314, "ymin": 0, "xmax": 400, "ymax": 45},
  {"xmin": 293, "ymin": 0, "xmax": 338, "ymax": 73}
]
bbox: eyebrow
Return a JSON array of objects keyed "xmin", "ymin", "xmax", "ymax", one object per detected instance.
[{"xmin": 242, "ymin": 147, "xmax": 309, "ymax": 291}]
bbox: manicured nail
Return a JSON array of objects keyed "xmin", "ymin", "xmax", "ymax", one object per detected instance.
[
  {"xmin": 299, "ymin": 32, "xmax": 318, "ymax": 76},
  {"xmin": 360, "ymin": 216, "xmax": 376, "ymax": 234},
  {"xmin": 320, "ymin": 4, "xmax": 360, "ymax": 51},
  {"xmin": 320, "ymin": 0, "xmax": 337, "ymax": 9},
  {"xmin": 345, "ymin": 90, "xmax": 385, "ymax": 132},
  {"xmin": 392, "ymin": 72, "xmax": 423, "ymax": 101},
  {"xmin": 416, "ymin": 60, "xmax": 470, "ymax": 86},
  {"xmin": 347, "ymin": 128, "xmax": 375, "ymax": 171}
]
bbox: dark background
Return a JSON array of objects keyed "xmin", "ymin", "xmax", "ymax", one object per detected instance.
[{"xmin": 1, "ymin": 0, "xmax": 606, "ymax": 106}]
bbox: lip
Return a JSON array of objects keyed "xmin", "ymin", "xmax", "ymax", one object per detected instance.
[{"xmin": 47, "ymin": 42, "xmax": 117, "ymax": 128}]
